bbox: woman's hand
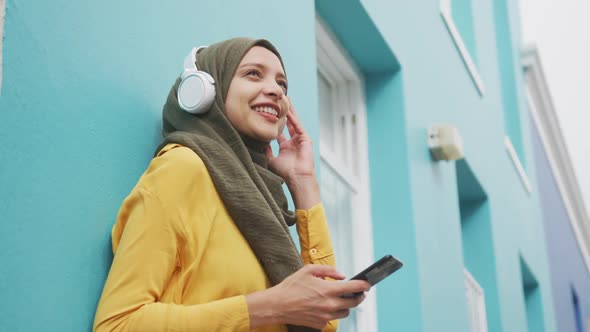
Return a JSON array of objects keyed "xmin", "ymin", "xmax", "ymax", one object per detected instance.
[
  {"xmin": 246, "ymin": 264, "xmax": 370, "ymax": 330},
  {"xmin": 266, "ymin": 97, "xmax": 321, "ymax": 209},
  {"xmin": 266, "ymin": 97, "xmax": 315, "ymax": 183}
]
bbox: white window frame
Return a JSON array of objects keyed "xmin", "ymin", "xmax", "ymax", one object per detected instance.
[
  {"xmin": 440, "ymin": 0, "xmax": 485, "ymax": 96},
  {"xmin": 464, "ymin": 268, "xmax": 489, "ymax": 332},
  {"xmin": 316, "ymin": 17, "xmax": 377, "ymax": 332}
]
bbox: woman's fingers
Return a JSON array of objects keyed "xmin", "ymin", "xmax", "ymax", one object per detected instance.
[
  {"xmin": 269, "ymin": 265, "xmax": 369, "ymax": 329},
  {"xmin": 287, "ymin": 106, "xmax": 306, "ymax": 135},
  {"xmin": 286, "ymin": 113, "xmax": 296, "ymax": 138},
  {"xmin": 337, "ymin": 291, "xmax": 367, "ymax": 308},
  {"xmin": 300, "ymin": 265, "xmax": 370, "ymax": 297},
  {"xmin": 332, "ymin": 309, "xmax": 351, "ymax": 320},
  {"xmin": 286, "ymin": 111, "xmax": 298, "ymax": 135},
  {"xmin": 302, "ymin": 264, "xmax": 346, "ymax": 280},
  {"xmin": 277, "ymin": 132, "xmax": 288, "ymax": 144},
  {"xmin": 284, "ymin": 98, "xmax": 308, "ymax": 139},
  {"xmin": 333, "ymin": 279, "xmax": 371, "ymax": 297}
]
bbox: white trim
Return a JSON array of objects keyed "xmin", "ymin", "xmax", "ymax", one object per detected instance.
[
  {"xmin": 522, "ymin": 47, "xmax": 590, "ymax": 276},
  {"xmin": 505, "ymin": 136, "xmax": 533, "ymax": 194},
  {"xmin": 319, "ymin": 142, "xmax": 359, "ymax": 192},
  {"xmin": 464, "ymin": 268, "xmax": 489, "ymax": 332},
  {"xmin": 316, "ymin": 16, "xmax": 363, "ymax": 83},
  {"xmin": 317, "ymin": 17, "xmax": 377, "ymax": 332},
  {"xmin": 440, "ymin": 0, "xmax": 486, "ymax": 96}
]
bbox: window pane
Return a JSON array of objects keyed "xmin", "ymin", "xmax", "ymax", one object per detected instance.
[
  {"xmin": 320, "ymin": 159, "xmax": 357, "ymax": 331},
  {"xmin": 318, "ymin": 72, "xmax": 335, "ymax": 153},
  {"xmin": 351, "ymin": 114, "xmax": 359, "ymax": 176}
]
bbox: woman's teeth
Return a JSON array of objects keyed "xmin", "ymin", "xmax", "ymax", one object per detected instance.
[{"xmin": 252, "ymin": 106, "xmax": 278, "ymax": 117}]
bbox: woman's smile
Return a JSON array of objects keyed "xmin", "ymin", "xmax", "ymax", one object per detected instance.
[{"xmin": 251, "ymin": 103, "xmax": 281, "ymax": 122}]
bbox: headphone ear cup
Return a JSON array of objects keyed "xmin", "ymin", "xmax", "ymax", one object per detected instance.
[{"xmin": 177, "ymin": 69, "xmax": 216, "ymax": 114}]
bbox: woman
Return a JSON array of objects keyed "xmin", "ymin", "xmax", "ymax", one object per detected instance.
[{"xmin": 93, "ymin": 37, "xmax": 370, "ymax": 332}]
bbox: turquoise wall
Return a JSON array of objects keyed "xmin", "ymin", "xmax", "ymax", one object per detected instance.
[
  {"xmin": 0, "ymin": 1, "xmax": 318, "ymax": 331},
  {"xmin": 493, "ymin": 0, "xmax": 529, "ymax": 165},
  {"xmin": 0, "ymin": 0, "xmax": 557, "ymax": 331},
  {"xmin": 360, "ymin": 0, "xmax": 556, "ymax": 331},
  {"xmin": 456, "ymin": 160, "xmax": 502, "ymax": 332},
  {"xmin": 452, "ymin": 0, "xmax": 478, "ymax": 65}
]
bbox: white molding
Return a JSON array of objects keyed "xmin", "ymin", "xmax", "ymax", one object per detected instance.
[
  {"xmin": 315, "ymin": 16, "xmax": 363, "ymax": 83},
  {"xmin": 464, "ymin": 268, "xmax": 489, "ymax": 332},
  {"xmin": 440, "ymin": 0, "xmax": 486, "ymax": 96},
  {"xmin": 319, "ymin": 142, "xmax": 359, "ymax": 192},
  {"xmin": 316, "ymin": 17, "xmax": 377, "ymax": 332},
  {"xmin": 505, "ymin": 136, "xmax": 533, "ymax": 194},
  {"xmin": 522, "ymin": 47, "xmax": 590, "ymax": 276}
]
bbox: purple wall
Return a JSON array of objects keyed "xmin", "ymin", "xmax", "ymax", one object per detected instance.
[{"xmin": 530, "ymin": 114, "xmax": 590, "ymax": 332}]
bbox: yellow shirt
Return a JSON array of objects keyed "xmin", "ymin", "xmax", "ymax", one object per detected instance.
[{"xmin": 93, "ymin": 144, "xmax": 338, "ymax": 332}]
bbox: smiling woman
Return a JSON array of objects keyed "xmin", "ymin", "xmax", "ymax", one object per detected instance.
[{"xmin": 92, "ymin": 38, "xmax": 370, "ymax": 332}]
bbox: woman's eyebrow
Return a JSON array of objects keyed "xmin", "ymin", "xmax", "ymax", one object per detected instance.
[
  {"xmin": 239, "ymin": 62, "xmax": 286, "ymax": 79},
  {"xmin": 239, "ymin": 62, "xmax": 265, "ymax": 69}
]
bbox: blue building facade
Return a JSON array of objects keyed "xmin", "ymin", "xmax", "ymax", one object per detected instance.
[
  {"xmin": 524, "ymin": 49, "xmax": 590, "ymax": 332},
  {"xmin": 0, "ymin": 0, "xmax": 572, "ymax": 331}
]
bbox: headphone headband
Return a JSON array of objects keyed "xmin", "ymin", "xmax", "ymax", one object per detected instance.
[{"xmin": 183, "ymin": 46, "xmax": 208, "ymax": 71}]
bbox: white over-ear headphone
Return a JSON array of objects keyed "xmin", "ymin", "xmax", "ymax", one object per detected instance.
[{"xmin": 177, "ymin": 46, "xmax": 216, "ymax": 114}]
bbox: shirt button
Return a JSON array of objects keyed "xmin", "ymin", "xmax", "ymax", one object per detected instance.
[{"xmin": 310, "ymin": 248, "xmax": 318, "ymax": 255}]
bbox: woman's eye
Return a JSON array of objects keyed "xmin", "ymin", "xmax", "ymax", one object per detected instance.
[
  {"xmin": 278, "ymin": 81, "xmax": 288, "ymax": 92},
  {"xmin": 246, "ymin": 70, "xmax": 261, "ymax": 77}
]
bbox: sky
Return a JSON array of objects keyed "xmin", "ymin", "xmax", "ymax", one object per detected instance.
[{"xmin": 518, "ymin": 0, "xmax": 590, "ymax": 216}]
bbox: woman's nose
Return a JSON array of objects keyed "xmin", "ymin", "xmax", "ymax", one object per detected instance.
[{"xmin": 262, "ymin": 80, "xmax": 284, "ymax": 99}]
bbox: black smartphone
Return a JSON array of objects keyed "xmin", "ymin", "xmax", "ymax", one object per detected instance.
[{"xmin": 342, "ymin": 255, "xmax": 403, "ymax": 298}]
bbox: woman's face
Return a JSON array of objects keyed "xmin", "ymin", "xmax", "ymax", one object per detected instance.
[{"xmin": 225, "ymin": 46, "xmax": 289, "ymax": 142}]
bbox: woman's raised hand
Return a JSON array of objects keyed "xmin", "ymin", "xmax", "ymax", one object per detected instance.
[
  {"xmin": 266, "ymin": 97, "xmax": 321, "ymax": 209},
  {"xmin": 246, "ymin": 264, "xmax": 371, "ymax": 330},
  {"xmin": 266, "ymin": 97, "xmax": 315, "ymax": 185}
]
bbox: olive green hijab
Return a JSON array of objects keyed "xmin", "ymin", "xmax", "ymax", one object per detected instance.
[{"xmin": 155, "ymin": 38, "xmax": 318, "ymax": 332}]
